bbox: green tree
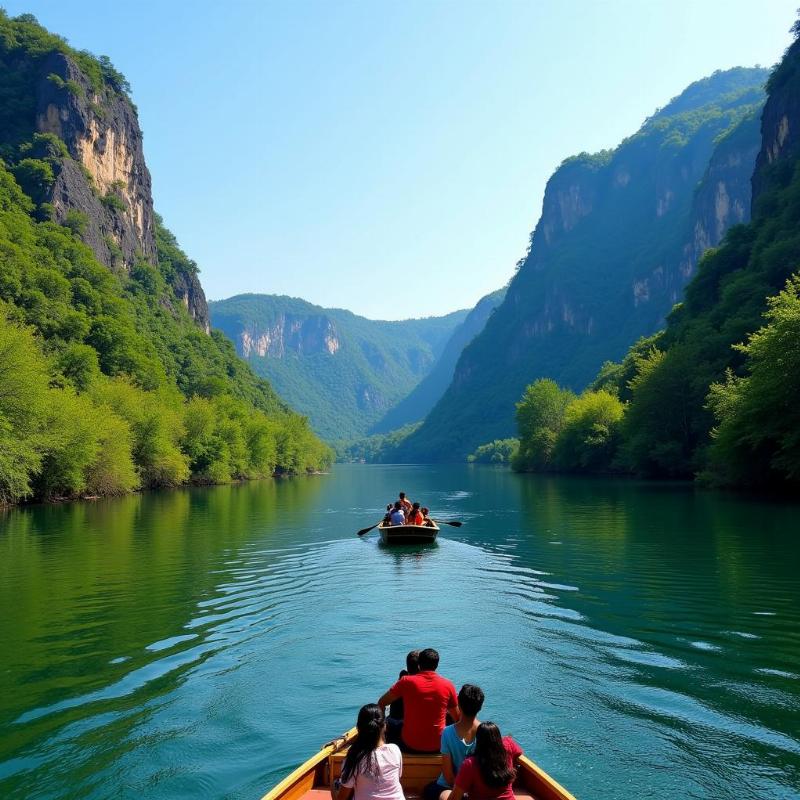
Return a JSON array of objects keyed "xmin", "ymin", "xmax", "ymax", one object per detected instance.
[
  {"xmin": 512, "ymin": 379, "xmax": 575, "ymax": 472},
  {"xmin": 554, "ymin": 390, "xmax": 624, "ymax": 472},
  {"xmin": 706, "ymin": 274, "xmax": 800, "ymax": 487},
  {"xmin": 0, "ymin": 313, "xmax": 49, "ymax": 502}
]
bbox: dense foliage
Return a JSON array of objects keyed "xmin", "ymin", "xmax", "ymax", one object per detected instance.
[
  {"xmin": 0, "ymin": 12, "xmax": 331, "ymax": 504},
  {"xmin": 210, "ymin": 294, "xmax": 467, "ymax": 440},
  {"xmin": 467, "ymin": 438, "xmax": 519, "ymax": 464},
  {"xmin": 511, "ymin": 380, "xmax": 624, "ymax": 474},
  {"xmin": 394, "ymin": 68, "xmax": 768, "ymax": 462}
]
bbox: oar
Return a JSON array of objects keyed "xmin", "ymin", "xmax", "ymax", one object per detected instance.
[
  {"xmin": 431, "ymin": 519, "xmax": 463, "ymax": 528},
  {"xmin": 357, "ymin": 520, "xmax": 382, "ymax": 537}
]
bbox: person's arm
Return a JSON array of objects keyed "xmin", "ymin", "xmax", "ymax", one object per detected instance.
[
  {"xmin": 441, "ymin": 754, "xmax": 456, "ymax": 786},
  {"xmin": 449, "ymin": 788, "xmax": 464, "ymax": 800},
  {"xmin": 446, "ymin": 685, "xmax": 460, "ymax": 722},
  {"xmin": 378, "ymin": 689, "xmax": 397, "ymax": 711}
]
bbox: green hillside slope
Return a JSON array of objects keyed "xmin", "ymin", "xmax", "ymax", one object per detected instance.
[{"xmin": 209, "ymin": 294, "xmax": 467, "ymax": 440}]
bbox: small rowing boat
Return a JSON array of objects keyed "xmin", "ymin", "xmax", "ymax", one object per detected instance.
[
  {"xmin": 259, "ymin": 727, "xmax": 577, "ymax": 800},
  {"xmin": 378, "ymin": 521, "xmax": 439, "ymax": 544}
]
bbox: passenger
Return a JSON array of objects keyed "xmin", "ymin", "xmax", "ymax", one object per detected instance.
[
  {"xmin": 389, "ymin": 502, "xmax": 406, "ymax": 526},
  {"xmin": 408, "ymin": 502, "xmax": 424, "ymax": 526},
  {"xmin": 332, "ymin": 704, "xmax": 404, "ymax": 800},
  {"xmin": 398, "ymin": 492, "xmax": 413, "ymax": 514},
  {"xmin": 383, "ymin": 504, "xmax": 393, "ymax": 525},
  {"xmin": 378, "ymin": 647, "xmax": 459, "ymax": 754},
  {"xmin": 449, "ymin": 722, "xmax": 523, "ymax": 800},
  {"xmin": 421, "ymin": 507, "xmax": 434, "ymax": 527},
  {"xmin": 386, "ymin": 650, "xmax": 421, "ymax": 744},
  {"xmin": 423, "ymin": 684, "xmax": 485, "ymax": 800}
]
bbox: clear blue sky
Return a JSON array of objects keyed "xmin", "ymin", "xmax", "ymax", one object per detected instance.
[{"xmin": 4, "ymin": 1, "xmax": 798, "ymax": 318}]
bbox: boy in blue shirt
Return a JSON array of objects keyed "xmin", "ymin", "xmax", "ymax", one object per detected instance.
[{"xmin": 423, "ymin": 684, "xmax": 485, "ymax": 800}]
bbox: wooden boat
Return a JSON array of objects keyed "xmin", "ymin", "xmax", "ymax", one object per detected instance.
[
  {"xmin": 378, "ymin": 521, "xmax": 439, "ymax": 544},
  {"xmin": 259, "ymin": 727, "xmax": 577, "ymax": 800}
]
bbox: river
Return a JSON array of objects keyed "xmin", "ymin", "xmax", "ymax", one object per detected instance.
[{"xmin": 0, "ymin": 464, "xmax": 798, "ymax": 799}]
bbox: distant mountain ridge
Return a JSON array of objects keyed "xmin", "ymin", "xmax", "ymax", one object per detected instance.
[
  {"xmin": 371, "ymin": 287, "xmax": 506, "ymax": 433},
  {"xmin": 209, "ymin": 294, "xmax": 469, "ymax": 440},
  {"xmin": 393, "ymin": 67, "xmax": 769, "ymax": 462}
]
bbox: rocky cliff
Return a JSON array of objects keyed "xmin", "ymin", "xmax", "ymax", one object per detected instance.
[
  {"xmin": 35, "ymin": 51, "xmax": 157, "ymax": 270},
  {"xmin": 0, "ymin": 32, "xmax": 209, "ymax": 332},
  {"xmin": 752, "ymin": 36, "xmax": 800, "ymax": 204},
  {"xmin": 394, "ymin": 67, "xmax": 768, "ymax": 462}
]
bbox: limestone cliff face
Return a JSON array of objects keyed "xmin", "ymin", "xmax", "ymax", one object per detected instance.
[
  {"xmin": 752, "ymin": 53, "xmax": 800, "ymax": 204},
  {"xmin": 29, "ymin": 51, "xmax": 210, "ymax": 332},
  {"xmin": 240, "ymin": 314, "xmax": 340, "ymax": 359},
  {"xmin": 35, "ymin": 51, "xmax": 156, "ymax": 269}
]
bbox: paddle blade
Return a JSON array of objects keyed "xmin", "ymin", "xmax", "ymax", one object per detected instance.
[
  {"xmin": 444, "ymin": 520, "xmax": 463, "ymax": 527},
  {"xmin": 357, "ymin": 522, "xmax": 380, "ymax": 537}
]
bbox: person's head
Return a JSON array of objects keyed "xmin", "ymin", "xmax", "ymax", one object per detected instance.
[
  {"xmin": 422, "ymin": 507, "xmax": 429, "ymax": 516},
  {"xmin": 394, "ymin": 501, "xmax": 402, "ymax": 510},
  {"xmin": 458, "ymin": 684, "xmax": 485, "ymax": 719},
  {"xmin": 399, "ymin": 492, "xmax": 406, "ymax": 500},
  {"xmin": 412, "ymin": 502, "xmax": 420, "ymax": 511},
  {"xmin": 417, "ymin": 648, "xmax": 439, "ymax": 671},
  {"xmin": 341, "ymin": 704, "xmax": 385, "ymax": 781},
  {"xmin": 406, "ymin": 649, "xmax": 420, "ymax": 674},
  {"xmin": 474, "ymin": 722, "xmax": 515, "ymax": 788}
]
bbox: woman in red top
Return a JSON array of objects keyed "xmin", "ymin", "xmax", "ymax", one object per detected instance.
[{"xmin": 450, "ymin": 722, "xmax": 523, "ymax": 800}]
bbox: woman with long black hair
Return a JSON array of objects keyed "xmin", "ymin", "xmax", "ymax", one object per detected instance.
[
  {"xmin": 333, "ymin": 705, "xmax": 404, "ymax": 800},
  {"xmin": 448, "ymin": 722, "xmax": 523, "ymax": 800}
]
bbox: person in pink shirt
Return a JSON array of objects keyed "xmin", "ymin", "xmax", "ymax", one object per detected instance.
[
  {"xmin": 332, "ymin": 704, "xmax": 405, "ymax": 800},
  {"xmin": 449, "ymin": 722, "xmax": 523, "ymax": 800}
]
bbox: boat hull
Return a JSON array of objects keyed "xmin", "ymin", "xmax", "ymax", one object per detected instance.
[
  {"xmin": 378, "ymin": 522, "xmax": 439, "ymax": 544},
  {"xmin": 259, "ymin": 726, "xmax": 577, "ymax": 800}
]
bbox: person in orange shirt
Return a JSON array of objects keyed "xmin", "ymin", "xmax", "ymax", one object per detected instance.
[{"xmin": 408, "ymin": 502, "xmax": 424, "ymax": 526}]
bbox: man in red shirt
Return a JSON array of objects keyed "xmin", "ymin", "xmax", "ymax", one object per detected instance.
[{"xmin": 378, "ymin": 648, "xmax": 459, "ymax": 753}]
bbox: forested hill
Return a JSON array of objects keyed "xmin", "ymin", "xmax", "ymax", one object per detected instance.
[
  {"xmin": 394, "ymin": 67, "xmax": 768, "ymax": 462},
  {"xmin": 370, "ymin": 287, "xmax": 506, "ymax": 433},
  {"xmin": 209, "ymin": 294, "xmax": 468, "ymax": 440},
  {"xmin": 0, "ymin": 12, "xmax": 330, "ymax": 506}
]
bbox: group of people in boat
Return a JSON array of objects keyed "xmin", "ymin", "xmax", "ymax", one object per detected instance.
[
  {"xmin": 333, "ymin": 648, "xmax": 523, "ymax": 800},
  {"xmin": 383, "ymin": 492, "xmax": 435, "ymax": 527}
]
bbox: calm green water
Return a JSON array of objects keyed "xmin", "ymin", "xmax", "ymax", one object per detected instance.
[{"xmin": 1, "ymin": 465, "xmax": 799, "ymax": 800}]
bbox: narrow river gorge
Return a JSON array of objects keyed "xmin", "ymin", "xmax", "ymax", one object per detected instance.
[{"xmin": 1, "ymin": 465, "xmax": 798, "ymax": 799}]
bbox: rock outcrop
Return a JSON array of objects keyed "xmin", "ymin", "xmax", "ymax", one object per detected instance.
[
  {"xmin": 35, "ymin": 51, "xmax": 156, "ymax": 270},
  {"xmin": 10, "ymin": 49, "xmax": 211, "ymax": 333},
  {"xmin": 239, "ymin": 314, "xmax": 340, "ymax": 358}
]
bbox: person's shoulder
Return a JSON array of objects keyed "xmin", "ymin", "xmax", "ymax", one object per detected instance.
[
  {"xmin": 441, "ymin": 723, "xmax": 457, "ymax": 741},
  {"xmin": 383, "ymin": 743, "xmax": 402, "ymax": 761},
  {"xmin": 503, "ymin": 736, "xmax": 523, "ymax": 755}
]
